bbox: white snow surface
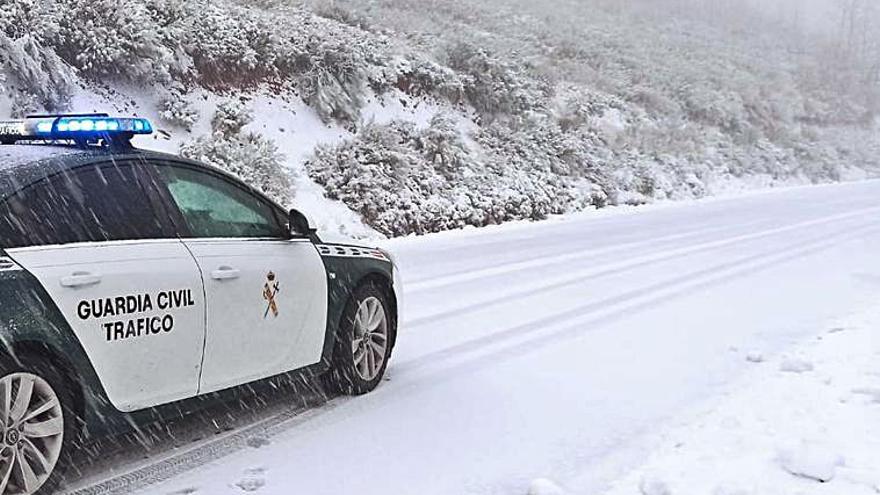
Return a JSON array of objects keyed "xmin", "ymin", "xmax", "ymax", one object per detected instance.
[
  {"xmin": 528, "ymin": 478, "xmax": 567, "ymax": 495},
  {"xmin": 130, "ymin": 179, "xmax": 880, "ymax": 495},
  {"xmin": 602, "ymin": 309, "xmax": 880, "ymax": 495}
]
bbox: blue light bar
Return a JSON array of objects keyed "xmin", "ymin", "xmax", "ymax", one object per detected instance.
[
  {"xmin": 49, "ymin": 116, "xmax": 153, "ymax": 137},
  {"xmin": 0, "ymin": 114, "xmax": 153, "ymax": 145}
]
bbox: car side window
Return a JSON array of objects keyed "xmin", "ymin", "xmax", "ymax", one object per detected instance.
[
  {"xmin": 155, "ymin": 164, "xmax": 283, "ymax": 239},
  {"xmin": 0, "ymin": 163, "xmax": 166, "ymax": 248}
]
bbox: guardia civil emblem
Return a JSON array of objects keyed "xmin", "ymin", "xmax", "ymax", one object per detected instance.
[{"xmin": 263, "ymin": 271, "xmax": 280, "ymax": 318}]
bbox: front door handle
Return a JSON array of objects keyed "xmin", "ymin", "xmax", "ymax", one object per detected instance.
[
  {"xmin": 211, "ymin": 266, "xmax": 241, "ymax": 280},
  {"xmin": 60, "ymin": 272, "xmax": 102, "ymax": 288}
]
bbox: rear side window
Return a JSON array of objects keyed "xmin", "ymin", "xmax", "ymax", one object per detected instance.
[
  {"xmin": 0, "ymin": 163, "xmax": 166, "ymax": 248},
  {"xmin": 155, "ymin": 164, "xmax": 284, "ymax": 239}
]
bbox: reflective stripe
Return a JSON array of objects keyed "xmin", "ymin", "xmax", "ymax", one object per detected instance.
[
  {"xmin": 315, "ymin": 244, "xmax": 390, "ymax": 261},
  {"xmin": 0, "ymin": 257, "xmax": 22, "ymax": 272}
]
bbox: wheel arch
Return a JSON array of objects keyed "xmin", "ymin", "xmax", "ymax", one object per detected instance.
[
  {"xmin": 2, "ymin": 339, "xmax": 87, "ymax": 423},
  {"xmin": 357, "ymin": 272, "xmax": 397, "ymax": 323},
  {"xmin": 333, "ymin": 270, "xmax": 399, "ymax": 352},
  {"xmin": 319, "ymin": 255, "xmax": 397, "ymax": 366}
]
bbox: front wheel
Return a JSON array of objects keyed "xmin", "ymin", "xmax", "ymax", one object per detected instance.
[
  {"xmin": 326, "ymin": 282, "xmax": 396, "ymax": 395},
  {"xmin": 0, "ymin": 355, "xmax": 77, "ymax": 495}
]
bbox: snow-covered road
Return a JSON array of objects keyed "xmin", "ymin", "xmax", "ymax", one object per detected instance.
[{"xmin": 96, "ymin": 181, "xmax": 880, "ymax": 494}]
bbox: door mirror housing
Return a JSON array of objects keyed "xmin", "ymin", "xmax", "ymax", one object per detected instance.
[{"xmin": 289, "ymin": 209, "xmax": 317, "ymax": 237}]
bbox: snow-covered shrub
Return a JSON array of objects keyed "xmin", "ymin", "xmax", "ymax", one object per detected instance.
[
  {"xmin": 182, "ymin": 1, "xmax": 278, "ymax": 88},
  {"xmin": 307, "ymin": 114, "xmax": 609, "ymax": 236},
  {"xmin": 210, "ymin": 100, "xmax": 252, "ymax": 137},
  {"xmin": 416, "ymin": 113, "xmax": 470, "ymax": 176},
  {"xmin": 444, "ymin": 42, "xmax": 549, "ymax": 121},
  {"xmin": 0, "ymin": 0, "xmax": 391, "ymax": 125},
  {"xmin": 0, "ymin": 2, "xmax": 61, "ymax": 45},
  {"xmin": 158, "ymin": 90, "xmax": 199, "ymax": 131},
  {"xmin": 476, "ymin": 116, "xmax": 614, "ymax": 201},
  {"xmin": 393, "ymin": 57, "xmax": 465, "ymax": 103},
  {"xmin": 0, "ymin": 33, "xmax": 73, "ymax": 114},
  {"xmin": 174, "ymin": 3, "xmax": 388, "ymax": 122},
  {"xmin": 312, "ymin": 3, "xmax": 372, "ymax": 31},
  {"xmin": 298, "ymin": 41, "xmax": 369, "ymax": 123},
  {"xmin": 307, "ymin": 120, "xmax": 455, "ymax": 235},
  {"xmin": 53, "ymin": 0, "xmax": 172, "ymax": 82},
  {"xmin": 180, "ymin": 101, "xmax": 293, "ymax": 206}
]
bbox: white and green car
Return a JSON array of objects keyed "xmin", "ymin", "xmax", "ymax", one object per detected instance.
[{"xmin": 0, "ymin": 114, "xmax": 401, "ymax": 494}]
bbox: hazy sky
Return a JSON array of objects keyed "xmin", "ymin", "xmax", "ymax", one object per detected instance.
[{"xmin": 745, "ymin": 0, "xmax": 838, "ymax": 32}]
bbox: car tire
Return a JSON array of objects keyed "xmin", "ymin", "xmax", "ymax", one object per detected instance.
[
  {"xmin": 326, "ymin": 281, "xmax": 396, "ymax": 396},
  {"xmin": 0, "ymin": 353, "xmax": 78, "ymax": 495}
]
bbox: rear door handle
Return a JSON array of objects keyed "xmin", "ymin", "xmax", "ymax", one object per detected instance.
[
  {"xmin": 211, "ymin": 266, "xmax": 241, "ymax": 280},
  {"xmin": 60, "ymin": 272, "xmax": 102, "ymax": 288}
]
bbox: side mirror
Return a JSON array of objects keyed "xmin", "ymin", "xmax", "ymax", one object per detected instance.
[{"xmin": 289, "ymin": 209, "xmax": 317, "ymax": 237}]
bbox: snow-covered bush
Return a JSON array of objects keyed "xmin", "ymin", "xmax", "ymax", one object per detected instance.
[
  {"xmin": 171, "ymin": 3, "xmax": 391, "ymax": 123},
  {"xmin": 416, "ymin": 113, "xmax": 470, "ymax": 176},
  {"xmin": 180, "ymin": 101, "xmax": 293, "ymax": 206},
  {"xmin": 308, "ymin": 114, "xmax": 610, "ymax": 236},
  {"xmin": 53, "ymin": 0, "xmax": 173, "ymax": 82},
  {"xmin": 182, "ymin": 1, "xmax": 278, "ymax": 88},
  {"xmin": 312, "ymin": 3, "xmax": 372, "ymax": 31},
  {"xmin": 443, "ymin": 42, "xmax": 550, "ymax": 121},
  {"xmin": 158, "ymin": 90, "xmax": 199, "ymax": 131},
  {"xmin": 0, "ymin": 0, "xmax": 393, "ymax": 125},
  {"xmin": 210, "ymin": 100, "xmax": 252, "ymax": 136},
  {"xmin": 298, "ymin": 41, "xmax": 370, "ymax": 123},
  {"xmin": 0, "ymin": 33, "xmax": 73, "ymax": 114},
  {"xmin": 308, "ymin": 119, "xmax": 462, "ymax": 235},
  {"xmin": 393, "ymin": 58, "xmax": 465, "ymax": 104}
]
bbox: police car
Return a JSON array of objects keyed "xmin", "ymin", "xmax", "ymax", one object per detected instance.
[{"xmin": 0, "ymin": 114, "xmax": 401, "ymax": 494}]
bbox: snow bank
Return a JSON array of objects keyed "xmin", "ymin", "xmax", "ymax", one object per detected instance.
[
  {"xmin": 528, "ymin": 478, "xmax": 567, "ymax": 495},
  {"xmin": 600, "ymin": 307, "xmax": 880, "ymax": 495},
  {"xmin": 779, "ymin": 442, "xmax": 842, "ymax": 483}
]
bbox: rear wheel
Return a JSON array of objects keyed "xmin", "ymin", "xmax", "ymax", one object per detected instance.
[
  {"xmin": 0, "ymin": 355, "xmax": 76, "ymax": 495},
  {"xmin": 326, "ymin": 282, "xmax": 396, "ymax": 395}
]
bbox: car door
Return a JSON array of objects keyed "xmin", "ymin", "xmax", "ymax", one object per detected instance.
[
  {"xmin": 0, "ymin": 161, "xmax": 207, "ymax": 412},
  {"xmin": 149, "ymin": 162, "xmax": 328, "ymax": 394}
]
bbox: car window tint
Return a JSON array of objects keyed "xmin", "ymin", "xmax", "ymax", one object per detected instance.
[
  {"xmin": 156, "ymin": 165, "xmax": 282, "ymax": 238},
  {"xmin": 0, "ymin": 163, "xmax": 165, "ymax": 248}
]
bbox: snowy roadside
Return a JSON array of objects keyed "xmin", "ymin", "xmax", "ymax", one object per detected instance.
[{"xmin": 533, "ymin": 305, "xmax": 880, "ymax": 495}]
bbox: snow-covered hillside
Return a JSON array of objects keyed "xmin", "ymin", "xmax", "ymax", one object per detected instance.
[{"xmin": 1, "ymin": 0, "xmax": 878, "ymax": 238}]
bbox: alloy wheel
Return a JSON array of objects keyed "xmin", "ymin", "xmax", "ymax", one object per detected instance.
[
  {"xmin": 351, "ymin": 296, "xmax": 389, "ymax": 381},
  {"xmin": 0, "ymin": 373, "xmax": 64, "ymax": 495}
]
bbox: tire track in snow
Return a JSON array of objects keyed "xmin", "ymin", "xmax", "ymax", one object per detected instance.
[
  {"xmin": 430, "ymin": 221, "xmax": 880, "ymax": 384},
  {"xmin": 404, "ymin": 206, "xmax": 880, "ymax": 328},
  {"xmin": 404, "ymin": 221, "xmax": 760, "ymax": 291},
  {"xmin": 395, "ymin": 219, "xmax": 880, "ymax": 376}
]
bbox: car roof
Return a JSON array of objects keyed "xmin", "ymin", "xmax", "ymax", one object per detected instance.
[
  {"xmin": 0, "ymin": 144, "xmax": 288, "ymax": 215},
  {"xmin": 0, "ymin": 144, "xmax": 186, "ymax": 200}
]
